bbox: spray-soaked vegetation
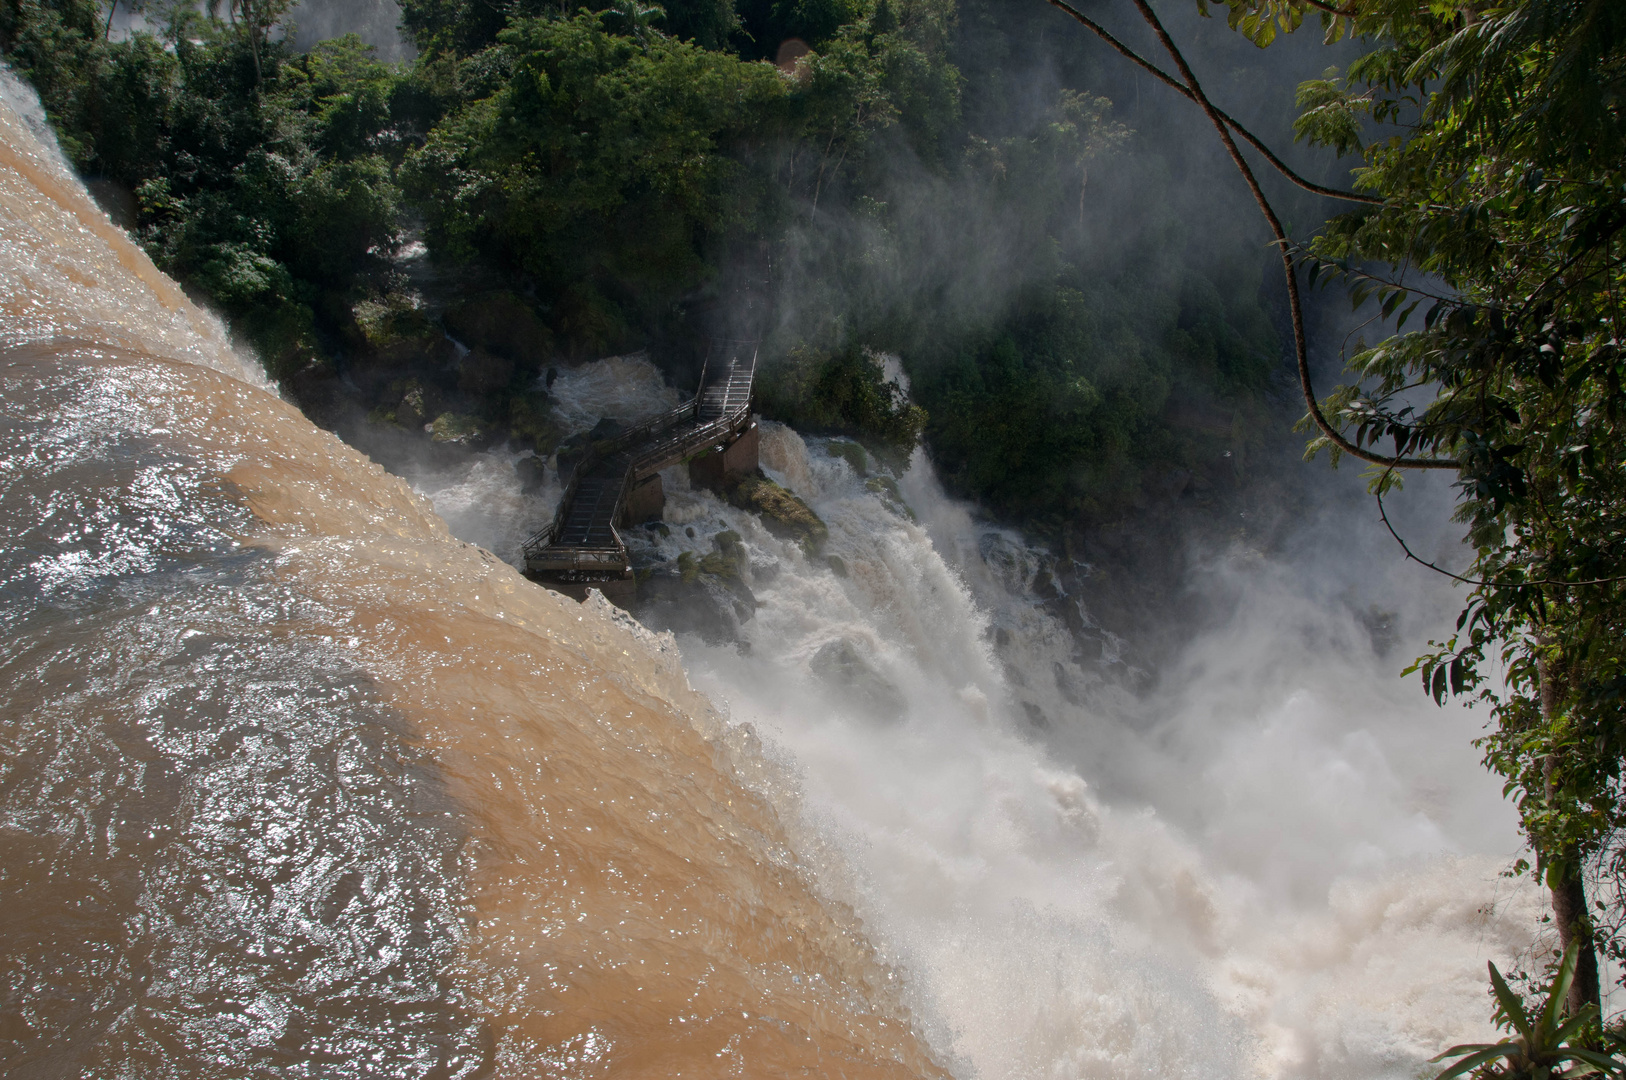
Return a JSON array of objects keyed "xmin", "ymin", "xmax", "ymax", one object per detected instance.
[
  {"xmin": 0, "ymin": 0, "xmax": 1287, "ymax": 527},
  {"xmin": 1090, "ymin": 0, "xmax": 1626, "ymax": 1042}
]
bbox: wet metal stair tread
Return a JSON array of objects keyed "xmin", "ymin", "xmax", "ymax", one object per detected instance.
[{"xmin": 526, "ymin": 349, "xmax": 757, "ymax": 576}]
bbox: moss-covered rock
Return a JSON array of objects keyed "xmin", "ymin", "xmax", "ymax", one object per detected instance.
[
  {"xmin": 397, "ymin": 383, "xmax": 431, "ymax": 429},
  {"xmin": 367, "ymin": 378, "xmax": 437, "ymax": 430},
  {"xmin": 353, "ymin": 294, "xmax": 435, "ymax": 352},
  {"xmin": 507, "ymin": 390, "xmax": 564, "ymax": 455},
  {"xmin": 699, "ymin": 530, "xmax": 748, "ymax": 578},
  {"xmin": 429, "ymin": 412, "xmax": 495, "ymax": 447},
  {"xmin": 728, "ymin": 474, "xmax": 827, "ymax": 553},
  {"xmin": 828, "ymin": 439, "xmax": 868, "ymax": 476},
  {"xmin": 349, "ymin": 294, "xmax": 458, "ymax": 386},
  {"xmin": 865, "ymin": 475, "xmax": 916, "ymax": 520}
]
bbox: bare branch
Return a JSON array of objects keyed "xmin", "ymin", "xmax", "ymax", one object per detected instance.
[
  {"xmin": 1126, "ymin": 0, "xmax": 1457, "ymax": 470},
  {"xmin": 1041, "ymin": 0, "xmax": 1381, "ymax": 206},
  {"xmin": 1376, "ymin": 486, "xmax": 1626, "ymax": 589}
]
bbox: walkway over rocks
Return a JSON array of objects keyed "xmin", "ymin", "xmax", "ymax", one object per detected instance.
[{"xmin": 523, "ymin": 348, "xmax": 758, "ymax": 601}]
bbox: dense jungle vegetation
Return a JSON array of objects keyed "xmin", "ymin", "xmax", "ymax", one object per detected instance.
[{"xmin": 0, "ymin": 0, "xmax": 1286, "ymax": 528}]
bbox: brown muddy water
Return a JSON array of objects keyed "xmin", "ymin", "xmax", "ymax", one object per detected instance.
[{"xmin": 0, "ymin": 72, "xmax": 945, "ymax": 1079}]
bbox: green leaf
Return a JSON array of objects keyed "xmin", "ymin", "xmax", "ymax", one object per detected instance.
[
  {"xmin": 1561, "ymin": 1048, "xmax": 1626, "ymax": 1077},
  {"xmin": 1433, "ymin": 1044, "xmax": 1519, "ymax": 1080},
  {"xmin": 1540, "ymin": 944, "xmax": 1579, "ymax": 1038},
  {"xmin": 1489, "ymin": 961, "xmax": 1535, "ymax": 1044}
]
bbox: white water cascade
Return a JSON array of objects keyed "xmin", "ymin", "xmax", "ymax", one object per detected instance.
[
  {"xmin": 405, "ymin": 353, "xmax": 1546, "ymax": 1080},
  {"xmin": 0, "ymin": 44, "xmax": 1556, "ymax": 1073}
]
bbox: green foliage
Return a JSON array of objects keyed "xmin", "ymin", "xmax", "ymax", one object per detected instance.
[
  {"xmin": 0, "ymin": 0, "xmax": 113, "ymax": 165},
  {"xmin": 1, "ymin": 8, "xmax": 405, "ymax": 376},
  {"xmin": 4, "ymin": 0, "xmax": 1286, "ymax": 534},
  {"xmin": 913, "ymin": 269, "xmax": 1274, "ymax": 520},
  {"xmin": 755, "ymin": 344, "xmax": 926, "ymax": 456},
  {"xmin": 1431, "ymin": 945, "xmax": 1623, "ymax": 1080},
  {"xmin": 1205, "ymin": 0, "xmax": 1626, "ymax": 1004},
  {"xmin": 402, "ymin": 11, "xmax": 789, "ymax": 351}
]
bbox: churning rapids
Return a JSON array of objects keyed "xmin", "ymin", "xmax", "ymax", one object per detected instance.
[{"xmin": 0, "ymin": 67, "xmax": 1555, "ymax": 1079}]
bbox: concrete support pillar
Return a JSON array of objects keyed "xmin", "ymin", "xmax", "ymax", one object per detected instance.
[
  {"xmin": 622, "ymin": 473, "xmax": 665, "ymax": 524},
  {"xmin": 688, "ymin": 422, "xmax": 759, "ymax": 492}
]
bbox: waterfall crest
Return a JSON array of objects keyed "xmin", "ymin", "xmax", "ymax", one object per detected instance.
[{"xmin": 0, "ymin": 75, "xmax": 946, "ymax": 1078}]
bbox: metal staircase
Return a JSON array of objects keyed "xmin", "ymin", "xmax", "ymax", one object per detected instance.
[{"xmin": 522, "ymin": 348, "xmax": 757, "ymax": 583}]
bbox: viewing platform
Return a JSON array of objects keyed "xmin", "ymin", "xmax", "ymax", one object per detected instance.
[{"xmin": 522, "ymin": 348, "xmax": 758, "ymax": 602}]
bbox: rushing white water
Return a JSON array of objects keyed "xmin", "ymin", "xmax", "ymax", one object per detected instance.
[
  {"xmin": 0, "ymin": 39, "xmax": 1547, "ymax": 1073},
  {"xmin": 407, "ymin": 354, "xmax": 1546, "ymax": 1080}
]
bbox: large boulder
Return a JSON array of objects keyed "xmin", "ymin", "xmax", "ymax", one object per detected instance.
[
  {"xmin": 635, "ymin": 568, "xmax": 756, "ymax": 647},
  {"xmin": 428, "ymin": 412, "xmax": 496, "ymax": 449},
  {"xmin": 727, "ymin": 473, "xmax": 827, "ymax": 553},
  {"xmin": 348, "ymin": 294, "xmax": 457, "ymax": 388},
  {"xmin": 507, "ymin": 391, "xmax": 564, "ymax": 456},
  {"xmin": 810, "ymin": 639, "xmax": 906, "ymax": 721},
  {"xmin": 632, "ymin": 531, "xmax": 758, "ymax": 647},
  {"xmin": 443, "ymin": 291, "xmax": 553, "ymax": 375},
  {"xmin": 456, "ymin": 348, "xmax": 515, "ymax": 395}
]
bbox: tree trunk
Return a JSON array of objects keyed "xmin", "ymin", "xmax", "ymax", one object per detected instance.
[
  {"xmin": 1537, "ymin": 643, "xmax": 1602, "ymax": 1016},
  {"xmin": 1550, "ymin": 868, "xmax": 1602, "ymax": 1016}
]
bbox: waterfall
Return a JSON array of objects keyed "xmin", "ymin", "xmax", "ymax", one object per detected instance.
[
  {"xmin": 408, "ymin": 356, "xmax": 1544, "ymax": 1080},
  {"xmin": 0, "ymin": 72, "xmax": 945, "ymax": 1078},
  {"xmin": 0, "ymin": 57, "xmax": 1550, "ymax": 1078}
]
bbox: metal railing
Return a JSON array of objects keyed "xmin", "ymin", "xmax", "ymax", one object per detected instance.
[{"xmin": 523, "ymin": 350, "xmax": 755, "ymax": 576}]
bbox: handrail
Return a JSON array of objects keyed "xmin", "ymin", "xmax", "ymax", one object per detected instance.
[
  {"xmin": 521, "ymin": 394, "xmax": 697, "ymax": 561},
  {"xmin": 525, "ymin": 349, "xmax": 756, "ymax": 575}
]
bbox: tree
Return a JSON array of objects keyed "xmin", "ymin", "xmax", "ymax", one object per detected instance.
[{"xmin": 1036, "ymin": 0, "xmax": 1626, "ymax": 1015}]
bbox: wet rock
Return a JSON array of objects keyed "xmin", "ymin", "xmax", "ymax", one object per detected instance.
[
  {"xmin": 810, "ymin": 640, "xmax": 905, "ymax": 721},
  {"xmin": 506, "ymin": 390, "xmax": 563, "ymax": 455},
  {"xmin": 827, "ymin": 439, "xmax": 868, "ymax": 476},
  {"xmin": 443, "ymin": 291, "xmax": 553, "ymax": 374},
  {"xmin": 348, "ymin": 294, "xmax": 457, "ymax": 387},
  {"xmin": 1053, "ymin": 660, "xmax": 1090, "ymax": 707},
  {"xmin": 428, "ymin": 412, "xmax": 495, "ymax": 448},
  {"xmin": 589, "ymin": 417, "xmax": 627, "ymax": 443},
  {"xmin": 515, "ymin": 454, "xmax": 548, "ymax": 493},
  {"xmin": 864, "ymin": 475, "xmax": 915, "ymax": 520},
  {"xmin": 396, "ymin": 382, "xmax": 430, "ymax": 429},
  {"xmin": 457, "ymin": 348, "xmax": 515, "ymax": 395},
  {"xmin": 635, "ymin": 569, "xmax": 756, "ymax": 647},
  {"xmin": 727, "ymin": 473, "xmax": 827, "ymax": 553},
  {"xmin": 826, "ymin": 554, "xmax": 848, "ymax": 577},
  {"xmin": 555, "ymin": 432, "xmax": 591, "ymax": 479},
  {"xmin": 700, "ymin": 530, "xmax": 749, "ymax": 578}
]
